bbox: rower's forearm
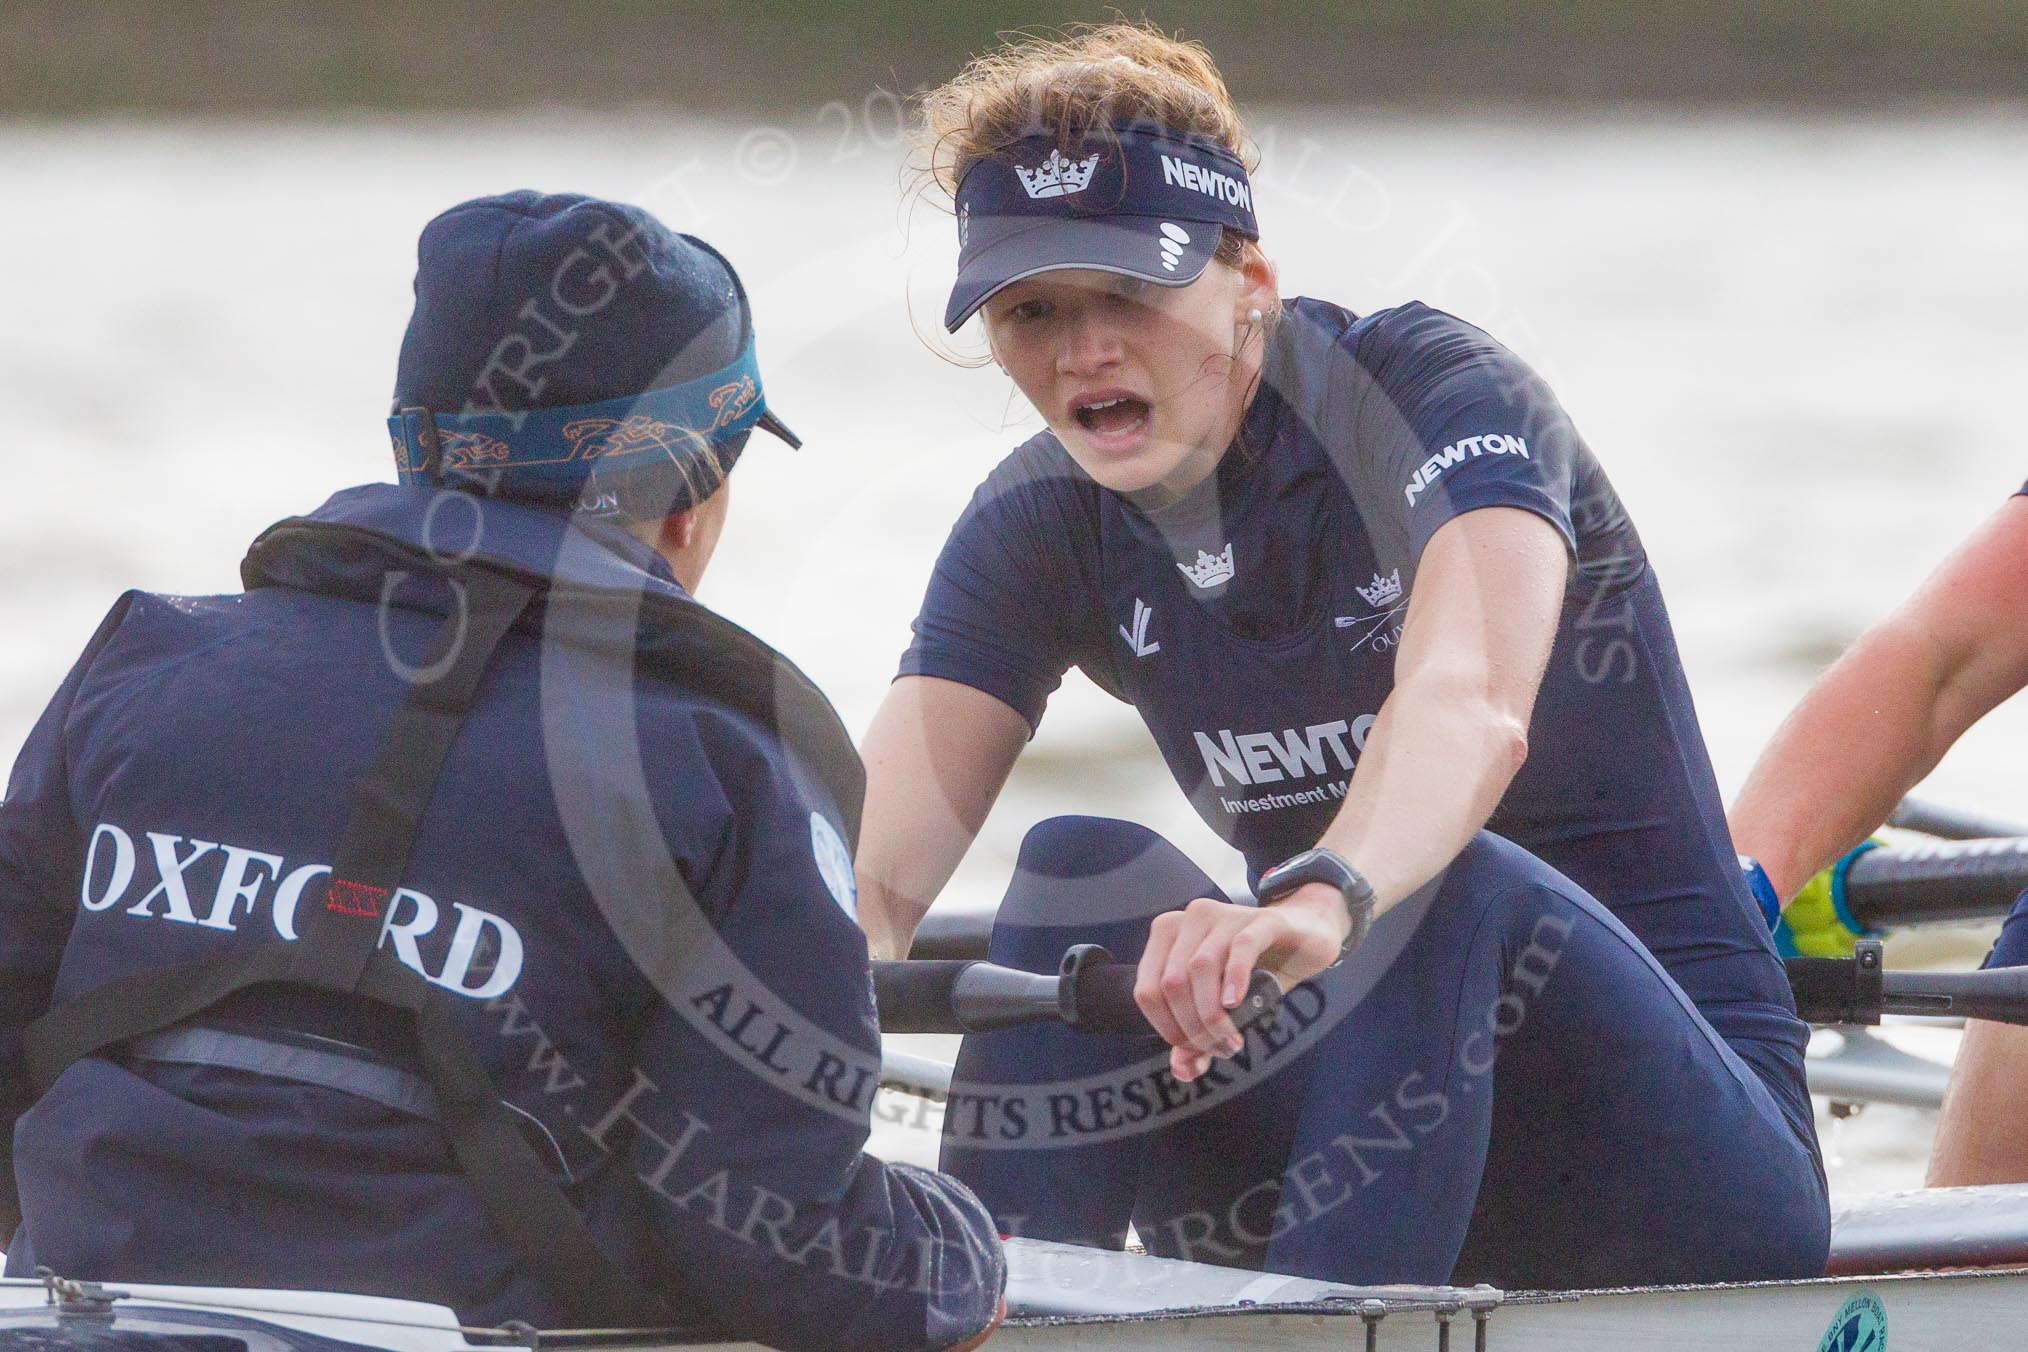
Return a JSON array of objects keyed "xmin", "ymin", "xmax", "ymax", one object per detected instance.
[
  {"xmin": 1320, "ymin": 679, "xmax": 1529, "ymax": 912},
  {"xmin": 855, "ymin": 677, "xmax": 1028, "ymax": 960},
  {"xmin": 855, "ymin": 875, "xmax": 934, "ymax": 961},
  {"xmin": 1731, "ymin": 622, "xmax": 1952, "ymax": 899},
  {"xmin": 855, "ymin": 776, "xmax": 981, "ymax": 960}
]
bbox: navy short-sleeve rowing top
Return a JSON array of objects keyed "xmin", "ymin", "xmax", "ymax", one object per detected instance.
[{"xmin": 901, "ymin": 297, "xmax": 1804, "ymax": 1061}]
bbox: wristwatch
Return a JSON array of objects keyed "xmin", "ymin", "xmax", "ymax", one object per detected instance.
[{"xmin": 1256, "ymin": 847, "xmax": 1376, "ymax": 965}]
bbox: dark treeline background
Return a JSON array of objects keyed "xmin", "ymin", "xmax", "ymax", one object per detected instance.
[{"xmin": 11, "ymin": 1, "xmax": 2028, "ymax": 114}]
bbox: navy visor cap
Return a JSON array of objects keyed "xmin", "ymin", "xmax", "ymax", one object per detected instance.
[{"xmin": 945, "ymin": 127, "xmax": 1260, "ymax": 331}]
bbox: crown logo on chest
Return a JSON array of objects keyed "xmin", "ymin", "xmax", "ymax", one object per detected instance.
[
  {"xmin": 1177, "ymin": 544, "xmax": 1236, "ymax": 590},
  {"xmin": 1356, "ymin": 568, "xmax": 1403, "ymax": 608}
]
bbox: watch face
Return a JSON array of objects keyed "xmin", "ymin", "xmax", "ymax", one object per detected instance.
[
  {"xmin": 1265, "ymin": 849, "xmax": 1351, "ymax": 903},
  {"xmin": 1264, "ymin": 850, "xmax": 1325, "ymax": 900}
]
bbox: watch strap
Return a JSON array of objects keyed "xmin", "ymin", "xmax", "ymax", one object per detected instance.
[{"xmin": 1257, "ymin": 847, "xmax": 1376, "ymax": 963}]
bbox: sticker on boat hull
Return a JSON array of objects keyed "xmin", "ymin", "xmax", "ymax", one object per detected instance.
[{"xmin": 1817, "ymin": 1293, "xmax": 1886, "ymax": 1351}]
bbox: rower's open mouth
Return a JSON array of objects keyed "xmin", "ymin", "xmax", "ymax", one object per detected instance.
[{"xmin": 1073, "ymin": 396, "xmax": 1151, "ymax": 437}]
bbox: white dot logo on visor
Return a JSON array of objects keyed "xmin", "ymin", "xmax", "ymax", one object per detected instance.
[{"xmin": 1159, "ymin": 222, "xmax": 1190, "ymax": 272}]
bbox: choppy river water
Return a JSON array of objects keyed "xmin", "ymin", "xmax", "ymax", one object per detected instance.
[{"xmin": 3, "ymin": 109, "xmax": 2026, "ymax": 1199}]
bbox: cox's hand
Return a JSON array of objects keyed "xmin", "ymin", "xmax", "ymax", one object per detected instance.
[{"xmin": 1134, "ymin": 886, "xmax": 1349, "ymax": 1082}]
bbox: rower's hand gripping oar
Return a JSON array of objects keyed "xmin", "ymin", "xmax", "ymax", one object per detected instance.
[
  {"xmin": 873, "ymin": 944, "xmax": 1284, "ymax": 1037},
  {"xmin": 1748, "ymin": 829, "xmax": 2028, "ymax": 956},
  {"xmin": 1789, "ymin": 939, "xmax": 2028, "ymax": 1026},
  {"xmin": 1746, "ymin": 797, "xmax": 2028, "ymax": 957}
]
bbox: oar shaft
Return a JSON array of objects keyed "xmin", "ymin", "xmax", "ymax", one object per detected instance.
[
  {"xmin": 1887, "ymin": 796, "xmax": 2028, "ymax": 842},
  {"xmin": 1879, "ymin": 965, "xmax": 2028, "ymax": 1022},
  {"xmin": 1842, "ymin": 837, "xmax": 2028, "ymax": 929},
  {"xmin": 906, "ymin": 910, "xmax": 995, "ymax": 962}
]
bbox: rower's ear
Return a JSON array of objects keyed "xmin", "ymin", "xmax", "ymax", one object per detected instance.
[{"xmin": 1233, "ymin": 240, "xmax": 1279, "ymax": 325}]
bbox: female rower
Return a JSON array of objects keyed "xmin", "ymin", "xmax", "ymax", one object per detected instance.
[{"xmin": 855, "ymin": 24, "xmax": 1829, "ymax": 1288}]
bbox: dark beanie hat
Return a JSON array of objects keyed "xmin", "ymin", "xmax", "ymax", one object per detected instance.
[{"xmin": 389, "ymin": 190, "xmax": 797, "ymax": 514}]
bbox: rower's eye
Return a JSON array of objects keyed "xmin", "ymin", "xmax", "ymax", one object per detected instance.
[{"xmin": 1006, "ymin": 297, "xmax": 1052, "ymax": 323}]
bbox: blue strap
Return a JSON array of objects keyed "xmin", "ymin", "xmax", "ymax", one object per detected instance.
[
  {"xmin": 1741, "ymin": 855, "xmax": 1782, "ymax": 930},
  {"xmin": 1740, "ymin": 856, "xmax": 1803, "ymax": 956},
  {"xmin": 389, "ymin": 339, "xmax": 771, "ymax": 489}
]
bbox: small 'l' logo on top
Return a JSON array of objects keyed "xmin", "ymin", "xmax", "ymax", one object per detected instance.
[{"xmin": 1118, "ymin": 598, "xmax": 1160, "ymax": 657}]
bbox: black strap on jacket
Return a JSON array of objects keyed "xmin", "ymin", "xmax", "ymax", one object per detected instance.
[{"xmin": 25, "ymin": 565, "xmax": 669, "ymax": 1329}]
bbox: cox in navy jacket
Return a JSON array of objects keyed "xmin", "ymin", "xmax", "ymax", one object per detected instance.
[{"xmin": 0, "ymin": 483, "xmax": 1003, "ymax": 1352}]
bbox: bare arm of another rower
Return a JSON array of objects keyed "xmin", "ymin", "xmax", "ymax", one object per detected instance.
[
  {"xmin": 1137, "ymin": 507, "xmax": 1568, "ymax": 1080},
  {"xmin": 1723, "ymin": 495, "xmax": 2028, "ymax": 1186},
  {"xmin": 1729, "ymin": 496, "xmax": 2028, "ymax": 901},
  {"xmin": 856, "ymin": 675, "xmax": 1030, "ymax": 960}
]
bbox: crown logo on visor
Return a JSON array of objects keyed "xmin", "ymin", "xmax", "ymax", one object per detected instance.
[
  {"xmin": 1016, "ymin": 149, "xmax": 1101, "ymax": 199},
  {"xmin": 1177, "ymin": 544, "xmax": 1236, "ymax": 590}
]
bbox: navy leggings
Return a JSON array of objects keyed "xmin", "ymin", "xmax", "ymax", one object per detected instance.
[{"xmin": 941, "ymin": 817, "xmax": 1830, "ymax": 1289}]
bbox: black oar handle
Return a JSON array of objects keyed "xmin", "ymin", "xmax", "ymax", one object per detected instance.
[
  {"xmin": 873, "ymin": 945, "xmax": 1284, "ymax": 1038},
  {"xmin": 1842, "ymin": 836, "xmax": 2028, "ymax": 930},
  {"xmin": 1788, "ymin": 939, "xmax": 2028, "ymax": 1027},
  {"xmin": 875, "ymin": 960, "xmax": 1007, "ymax": 1032}
]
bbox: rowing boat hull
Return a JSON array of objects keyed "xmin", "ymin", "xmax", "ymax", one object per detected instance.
[
  {"xmin": 993, "ymin": 1270, "xmax": 2020, "ymax": 1350},
  {"xmin": 652, "ymin": 1267, "xmax": 2019, "ymax": 1349},
  {"xmin": 11, "ymin": 1230, "xmax": 2024, "ymax": 1349}
]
